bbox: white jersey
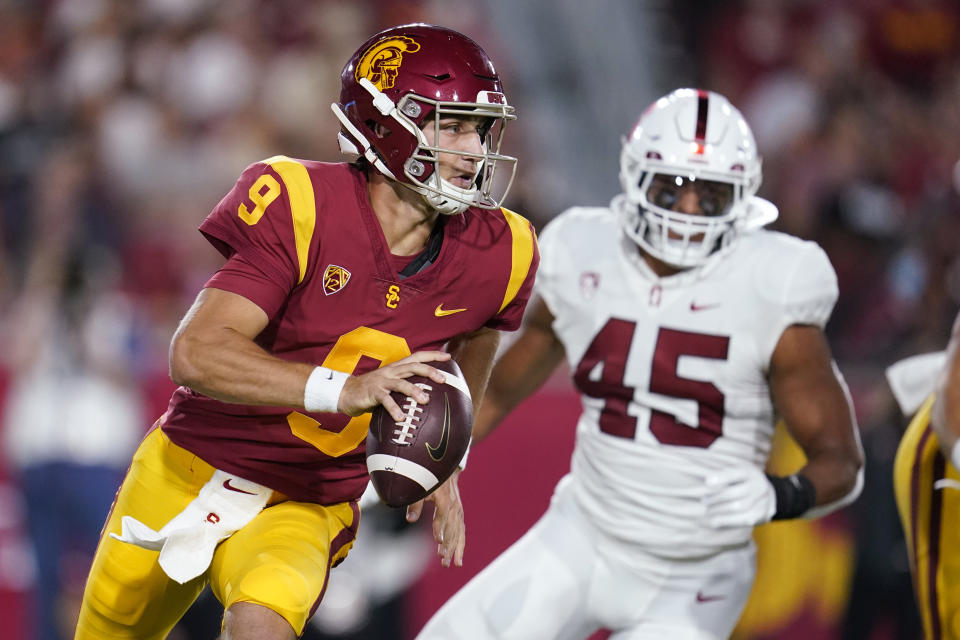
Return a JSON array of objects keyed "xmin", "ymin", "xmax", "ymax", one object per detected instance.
[{"xmin": 536, "ymin": 206, "xmax": 838, "ymax": 559}]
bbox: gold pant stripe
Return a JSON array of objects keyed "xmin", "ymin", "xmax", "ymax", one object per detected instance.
[
  {"xmin": 308, "ymin": 501, "xmax": 360, "ymax": 620},
  {"xmin": 893, "ymin": 396, "xmax": 960, "ymax": 640}
]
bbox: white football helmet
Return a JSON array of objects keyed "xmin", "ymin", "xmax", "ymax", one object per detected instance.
[{"xmin": 616, "ymin": 88, "xmax": 776, "ymax": 268}]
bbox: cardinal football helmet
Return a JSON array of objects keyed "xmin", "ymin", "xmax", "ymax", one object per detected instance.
[
  {"xmin": 616, "ymin": 88, "xmax": 776, "ymax": 268},
  {"xmin": 332, "ymin": 24, "xmax": 517, "ymax": 215}
]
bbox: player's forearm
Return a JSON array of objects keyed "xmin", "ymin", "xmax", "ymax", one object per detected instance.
[
  {"xmin": 472, "ymin": 331, "xmax": 564, "ymax": 443},
  {"xmin": 447, "ymin": 327, "xmax": 501, "ymax": 418},
  {"xmin": 472, "ymin": 377, "xmax": 544, "ymax": 443},
  {"xmin": 170, "ymin": 325, "xmax": 314, "ymax": 407},
  {"xmin": 797, "ymin": 448, "xmax": 863, "ymax": 507}
]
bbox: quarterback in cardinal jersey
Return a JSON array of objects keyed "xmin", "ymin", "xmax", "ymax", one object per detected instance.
[
  {"xmin": 76, "ymin": 24, "xmax": 537, "ymax": 640},
  {"xmin": 162, "ymin": 157, "xmax": 536, "ymax": 505},
  {"xmin": 418, "ymin": 89, "xmax": 863, "ymax": 640}
]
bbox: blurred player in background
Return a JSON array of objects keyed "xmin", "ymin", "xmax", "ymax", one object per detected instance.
[
  {"xmin": 418, "ymin": 88, "xmax": 864, "ymax": 640},
  {"xmin": 890, "ymin": 319, "xmax": 960, "ymax": 639},
  {"xmin": 75, "ymin": 23, "xmax": 538, "ymax": 640}
]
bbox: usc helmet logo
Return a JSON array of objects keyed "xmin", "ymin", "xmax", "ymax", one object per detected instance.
[{"xmin": 355, "ymin": 36, "xmax": 421, "ymax": 90}]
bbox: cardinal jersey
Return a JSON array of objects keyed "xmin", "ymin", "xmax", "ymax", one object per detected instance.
[
  {"xmin": 536, "ymin": 206, "xmax": 836, "ymax": 559},
  {"xmin": 161, "ymin": 156, "xmax": 538, "ymax": 505}
]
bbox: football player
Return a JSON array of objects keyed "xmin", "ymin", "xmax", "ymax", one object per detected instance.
[
  {"xmin": 890, "ymin": 322, "xmax": 960, "ymax": 639},
  {"xmin": 74, "ymin": 23, "xmax": 538, "ymax": 640},
  {"xmin": 417, "ymin": 89, "xmax": 864, "ymax": 640}
]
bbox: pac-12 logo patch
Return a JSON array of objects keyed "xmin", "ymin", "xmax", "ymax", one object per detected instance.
[
  {"xmin": 355, "ymin": 36, "xmax": 421, "ymax": 90},
  {"xmin": 323, "ymin": 265, "xmax": 351, "ymax": 295}
]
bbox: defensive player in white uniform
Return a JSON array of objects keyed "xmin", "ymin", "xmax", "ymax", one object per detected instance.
[{"xmin": 417, "ymin": 89, "xmax": 865, "ymax": 640}]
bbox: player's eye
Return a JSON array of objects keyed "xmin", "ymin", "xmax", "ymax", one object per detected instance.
[
  {"xmin": 652, "ymin": 187, "xmax": 678, "ymax": 209},
  {"xmin": 700, "ymin": 195, "xmax": 720, "ymax": 216},
  {"xmin": 697, "ymin": 183, "xmax": 734, "ymax": 216},
  {"xmin": 647, "ymin": 176, "xmax": 680, "ymax": 209}
]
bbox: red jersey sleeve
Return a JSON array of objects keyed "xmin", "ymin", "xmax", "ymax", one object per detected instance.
[
  {"xmin": 204, "ymin": 252, "xmax": 290, "ymax": 319},
  {"xmin": 486, "ymin": 209, "xmax": 540, "ymax": 331},
  {"xmin": 199, "ymin": 158, "xmax": 319, "ymax": 307}
]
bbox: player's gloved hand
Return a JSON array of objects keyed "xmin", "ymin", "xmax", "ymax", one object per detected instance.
[
  {"xmin": 406, "ymin": 469, "xmax": 465, "ymax": 568},
  {"xmin": 703, "ymin": 465, "xmax": 776, "ymax": 529}
]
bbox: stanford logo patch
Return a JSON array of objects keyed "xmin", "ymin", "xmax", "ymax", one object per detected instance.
[
  {"xmin": 323, "ymin": 265, "xmax": 351, "ymax": 295},
  {"xmin": 579, "ymin": 271, "xmax": 600, "ymax": 299}
]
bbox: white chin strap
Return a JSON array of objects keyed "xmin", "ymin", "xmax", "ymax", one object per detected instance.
[{"xmin": 420, "ymin": 174, "xmax": 478, "ymax": 215}]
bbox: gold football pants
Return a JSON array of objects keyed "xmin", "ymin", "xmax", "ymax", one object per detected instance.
[
  {"xmin": 893, "ymin": 396, "xmax": 960, "ymax": 639},
  {"xmin": 75, "ymin": 426, "xmax": 358, "ymax": 638}
]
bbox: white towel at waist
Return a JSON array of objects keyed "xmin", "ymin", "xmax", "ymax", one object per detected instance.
[
  {"xmin": 110, "ymin": 469, "xmax": 272, "ymax": 584},
  {"xmin": 885, "ymin": 351, "xmax": 947, "ymax": 416}
]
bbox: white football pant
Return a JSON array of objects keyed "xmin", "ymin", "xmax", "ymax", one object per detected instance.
[{"xmin": 416, "ymin": 484, "xmax": 755, "ymax": 640}]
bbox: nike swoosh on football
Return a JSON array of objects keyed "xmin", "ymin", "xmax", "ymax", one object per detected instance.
[
  {"xmin": 435, "ymin": 304, "xmax": 467, "ymax": 317},
  {"xmin": 695, "ymin": 591, "xmax": 725, "ymax": 603},
  {"xmin": 426, "ymin": 395, "xmax": 451, "ymax": 461},
  {"xmin": 222, "ymin": 479, "xmax": 256, "ymax": 495},
  {"xmin": 690, "ymin": 301, "xmax": 721, "ymax": 312}
]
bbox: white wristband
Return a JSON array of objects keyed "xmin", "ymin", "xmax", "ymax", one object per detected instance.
[
  {"xmin": 951, "ymin": 440, "xmax": 960, "ymax": 472},
  {"xmin": 304, "ymin": 366, "xmax": 349, "ymax": 413}
]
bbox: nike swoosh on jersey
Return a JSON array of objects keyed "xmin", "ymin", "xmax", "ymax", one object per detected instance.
[
  {"xmin": 426, "ymin": 395, "xmax": 451, "ymax": 461},
  {"xmin": 435, "ymin": 304, "xmax": 467, "ymax": 317},
  {"xmin": 690, "ymin": 301, "xmax": 721, "ymax": 312},
  {"xmin": 695, "ymin": 591, "xmax": 725, "ymax": 603},
  {"xmin": 222, "ymin": 479, "xmax": 257, "ymax": 495}
]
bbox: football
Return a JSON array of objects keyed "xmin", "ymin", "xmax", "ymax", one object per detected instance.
[{"xmin": 366, "ymin": 358, "xmax": 473, "ymax": 507}]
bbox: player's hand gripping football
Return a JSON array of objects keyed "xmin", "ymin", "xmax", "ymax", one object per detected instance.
[
  {"xmin": 406, "ymin": 470, "xmax": 465, "ymax": 568},
  {"xmin": 338, "ymin": 351, "xmax": 451, "ymax": 421}
]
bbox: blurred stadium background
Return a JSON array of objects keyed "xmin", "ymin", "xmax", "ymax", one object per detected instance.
[{"xmin": 0, "ymin": 0, "xmax": 958, "ymax": 638}]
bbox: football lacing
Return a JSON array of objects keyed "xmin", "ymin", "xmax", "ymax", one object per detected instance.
[{"xmin": 392, "ymin": 382, "xmax": 432, "ymax": 445}]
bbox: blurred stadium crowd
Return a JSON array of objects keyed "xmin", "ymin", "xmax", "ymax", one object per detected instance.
[{"xmin": 0, "ymin": 0, "xmax": 958, "ymax": 638}]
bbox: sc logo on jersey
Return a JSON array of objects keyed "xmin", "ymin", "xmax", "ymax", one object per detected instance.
[
  {"xmin": 385, "ymin": 285, "xmax": 401, "ymax": 309},
  {"xmin": 355, "ymin": 36, "xmax": 421, "ymax": 90}
]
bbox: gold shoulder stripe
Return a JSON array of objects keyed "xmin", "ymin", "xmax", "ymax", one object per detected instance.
[
  {"xmin": 498, "ymin": 207, "xmax": 537, "ymax": 313},
  {"xmin": 265, "ymin": 155, "xmax": 316, "ymax": 284}
]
